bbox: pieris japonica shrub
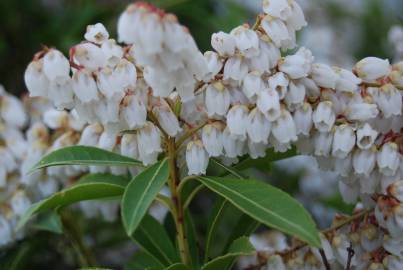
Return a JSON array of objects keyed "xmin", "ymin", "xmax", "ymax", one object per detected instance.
[{"xmin": 1, "ymin": 0, "xmax": 402, "ymax": 269}]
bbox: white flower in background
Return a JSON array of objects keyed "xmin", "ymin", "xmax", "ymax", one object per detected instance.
[
  {"xmin": 313, "ymin": 131, "xmax": 333, "ymax": 157},
  {"xmin": 261, "ymin": 16, "xmax": 291, "ymax": 48},
  {"xmin": 73, "ymin": 43, "xmax": 107, "ymax": 71},
  {"xmin": 355, "ymin": 57, "xmax": 391, "ymax": 82},
  {"xmin": 84, "ymin": 23, "xmax": 109, "ymax": 44},
  {"xmin": 262, "ymin": 0, "xmax": 291, "ymax": 20},
  {"xmin": 374, "ymin": 84, "xmax": 402, "ymax": 118},
  {"xmin": 186, "ymin": 140, "xmax": 208, "ymax": 175},
  {"xmin": 203, "ymin": 51, "xmax": 223, "ymax": 80}
]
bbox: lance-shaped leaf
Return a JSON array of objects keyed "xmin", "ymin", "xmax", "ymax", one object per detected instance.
[
  {"xmin": 124, "ymin": 251, "xmax": 164, "ymax": 270},
  {"xmin": 132, "ymin": 215, "xmax": 180, "ymax": 266},
  {"xmin": 197, "ymin": 176, "xmax": 321, "ymax": 247},
  {"xmin": 165, "ymin": 263, "xmax": 188, "ymax": 270},
  {"xmin": 201, "ymin": 237, "xmax": 255, "ymax": 270},
  {"xmin": 17, "ymin": 173, "xmax": 128, "ymax": 229},
  {"xmin": 122, "ymin": 159, "xmax": 169, "ymax": 235},
  {"xmin": 31, "ymin": 145, "xmax": 143, "ymax": 172}
]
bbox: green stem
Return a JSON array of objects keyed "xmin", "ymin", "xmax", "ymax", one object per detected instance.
[
  {"xmin": 167, "ymin": 138, "xmax": 191, "ymax": 266},
  {"xmin": 61, "ymin": 211, "xmax": 96, "ymax": 267}
]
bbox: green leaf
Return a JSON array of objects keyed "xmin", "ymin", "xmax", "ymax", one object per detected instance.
[
  {"xmin": 122, "ymin": 159, "xmax": 169, "ymax": 235},
  {"xmin": 32, "ymin": 211, "xmax": 63, "ymax": 234},
  {"xmin": 31, "ymin": 145, "xmax": 143, "ymax": 172},
  {"xmin": 201, "ymin": 237, "xmax": 255, "ymax": 270},
  {"xmin": 124, "ymin": 251, "xmax": 164, "ymax": 270},
  {"xmin": 197, "ymin": 176, "xmax": 321, "ymax": 247},
  {"xmin": 224, "ymin": 214, "xmax": 259, "ymax": 252},
  {"xmin": 131, "ymin": 215, "xmax": 180, "ymax": 266},
  {"xmin": 165, "ymin": 263, "xmax": 188, "ymax": 270},
  {"xmin": 17, "ymin": 174, "xmax": 127, "ymax": 230}
]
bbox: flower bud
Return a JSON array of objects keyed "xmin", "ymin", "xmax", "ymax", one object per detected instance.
[
  {"xmin": 84, "ymin": 23, "xmax": 109, "ymax": 44},
  {"xmin": 311, "ymin": 63, "xmax": 339, "ymax": 89},
  {"xmin": 211, "ymin": 31, "xmax": 236, "ymax": 56},
  {"xmin": 186, "ymin": 140, "xmax": 209, "ymax": 175},
  {"xmin": 24, "ymin": 59, "xmax": 49, "ymax": 97},
  {"xmin": 355, "ymin": 57, "xmax": 391, "ymax": 82}
]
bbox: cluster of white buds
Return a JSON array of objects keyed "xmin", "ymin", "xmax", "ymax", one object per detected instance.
[
  {"xmin": 0, "ymin": 85, "xmax": 30, "ymax": 247},
  {"xmin": 239, "ymin": 189, "xmax": 403, "ymax": 270}
]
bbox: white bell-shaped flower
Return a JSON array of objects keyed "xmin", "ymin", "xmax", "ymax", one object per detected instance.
[
  {"xmin": 48, "ymin": 75, "xmax": 74, "ymax": 109},
  {"xmin": 121, "ymin": 134, "xmax": 139, "ymax": 159},
  {"xmin": 261, "ymin": 16, "xmax": 291, "ymax": 48},
  {"xmin": 293, "ymin": 102, "xmax": 312, "ymax": 136},
  {"xmin": 137, "ymin": 122, "xmax": 162, "ymax": 165},
  {"xmin": 353, "ymin": 148, "xmax": 376, "ymax": 176},
  {"xmin": 79, "ymin": 123, "xmax": 103, "ymax": 146},
  {"xmin": 334, "ymin": 67, "xmax": 361, "ymax": 93},
  {"xmin": 203, "ymin": 51, "xmax": 223, "ymax": 81},
  {"xmin": 332, "ymin": 124, "xmax": 356, "ymax": 159},
  {"xmin": 223, "ymin": 55, "xmax": 248, "ymax": 81},
  {"xmin": 72, "ymin": 69, "xmax": 99, "ymax": 103},
  {"xmin": 226, "ymin": 105, "xmax": 249, "ymax": 138},
  {"xmin": 278, "ymin": 47, "xmax": 313, "ymax": 79},
  {"xmin": 272, "ymin": 109, "xmax": 297, "ymax": 144},
  {"xmin": 242, "ymin": 71, "xmax": 264, "ymax": 100},
  {"xmin": 230, "ymin": 25, "xmax": 259, "ymax": 57},
  {"xmin": 346, "ymin": 102, "xmax": 379, "ymax": 121},
  {"xmin": 356, "ymin": 123, "xmax": 378, "ymax": 150},
  {"xmin": 268, "ymin": 72, "xmax": 289, "ymax": 99},
  {"xmin": 311, "ymin": 63, "xmax": 339, "ymax": 89},
  {"xmin": 101, "ymin": 39, "xmax": 124, "ymax": 67},
  {"xmin": 153, "ymin": 103, "xmax": 182, "ymax": 137},
  {"xmin": 286, "ymin": 1, "xmax": 307, "ymax": 31},
  {"xmin": 247, "ymin": 140, "xmax": 267, "ymax": 159},
  {"xmin": 43, "ymin": 109, "xmax": 69, "ymax": 129},
  {"xmin": 84, "ymin": 23, "xmax": 109, "ymax": 44},
  {"xmin": 121, "ymin": 93, "xmax": 147, "ymax": 129},
  {"xmin": 43, "ymin": 49, "xmax": 70, "ymax": 81},
  {"xmin": 312, "ymin": 101, "xmax": 335, "ymax": 132},
  {"xmin": 201, "ymin": 122, "xmax": 224, "ymax": 157},
  {"xmin": 114, "ymin": 59, "xmax": 137, "ymax": 90},
  {"xmin": 247, "ymin": 108, "xmax": 271, "ymax": 143},
  {"xmin": 284, "ymin": 80, "xmax": 305, "ymax": 110},
  {"xmin": 186, "ymin": 140, "xmax": 209, "ymax": 175},
  {"xmin": 24, "ymin": 59, "xmax": 49, "ymax": 97},
  {"xmin": 256, "ymin": 88, "xmax": 281, "ymax": 121},
  {"xmin": 355, "ymin": 57, "xmax": 391, "ymax": 82},
  {"xmin": 211, "ymin": 31, "xmax": 236, "ymax": 57},
  {"xmin": 74, "ymin": 43, "xmax": 107, "ymax": 71},
  {"xmin": 377, "ymin": 143, "xmax": 400, "ymax": 176},
  {"xmin": 205, "ymin": 82, "xmax": 231, "ymax": 117},
  {"xmin": 222, "ymin": 127, "xmax": 246, "ymax": 158},
  {"xmin": 262, "ymin": 0, "xmax": 291, "ymax": 20},
  {"xmin": 374, "ymin": 84, "xmax": 402, "ymax": 118},
  {"xmin": 313, "ymin": 131, "xmax": 333, "ymax": 157}
]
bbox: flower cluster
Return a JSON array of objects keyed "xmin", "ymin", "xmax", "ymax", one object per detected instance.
[{"xmin": 20, "ymin": 0, "xmax": 403, "ymax": 266}]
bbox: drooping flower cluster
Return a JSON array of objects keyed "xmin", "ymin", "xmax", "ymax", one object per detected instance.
[{"xmin": 20, "ymin": 0, "xmax": 403, "ymax": 266}]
